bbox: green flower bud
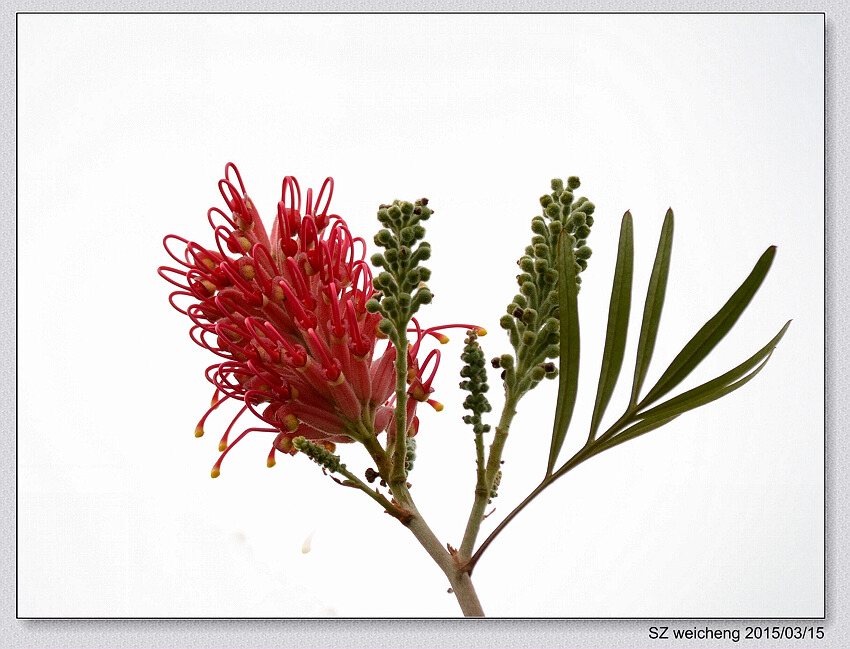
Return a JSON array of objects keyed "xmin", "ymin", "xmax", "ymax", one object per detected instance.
[
  {"xmin": 576, "ymin": 246, "xmax": 592, "ymax": 260},
  {"xmin": 571, "ymin": 212, "xmax": 586, "ymax": 228},
  {"xmin": 521, "ymin": 281, "xmax": 536, "ymax": 297},
  {"xmin": 534, "ymin": 258, "xmax": 548, "ymax": 273},
  {"xmin": 378, "ymin": 319, "xmax": 394, "ymax": 335},
  {"xmin": 533, "ymin": 243, "xmax": 549, "ymax": 258},
  {"xmin": 543, "ymin": 317, "xmax": 559, "ymax": 332},
  {"xmin": 531, "ymin": 217, "xmax": 547, "ymax": 235},
  {"xmin": 540, "ymin": 194, "xmax": 553, "ymax": 208},
  {"xmin": 517, "ymin": 272, "xmax": 532, "ymax": 285},
  {"xmin": 519, "ymin": 256, "xmax": 534, "ymax": 273},
  {"xmin": 419, "ymin": 267, "xmax": 432, "ymax": 281},
  {"xmin": 545, "ymin": 344, "xmax": 560, "ymax": 358},
  {"xmin": 551, "ymin": 178, "xmax": 564, "ymax": 192},
  {"xmin": 545, "ymin": 203, "xmax": 561, "ymax": 219},
  {"xmin": 560, "ymin": 190, "xmax": 574, "ymax": 205},
  {"xmin": 567, "ymin": 176, "xmax": 580, "ymax": 190},
  {"xmin": 522, "ymin": 331, "xmax": 537, "ymax": 345},
  {"xmin": 370, "ymin": 253, "xmax": 385, "ymax": 267},
  {"xmin": 375, "ymin": 229, "xmax": 393, "ymax": 246},
  {"xmin": 388, "ymin": 205, "xmax": 401, "ymax": 219},
  {"xmin": 577, "ymin": 258, "xmax": 588, "ymax": 271},
  {"xmin": 413, "ymin": 287, "xmax": 432, "ymax": 306},
  {"xmin": 499, "ymin": 354, "xmax": 515, "ymax": 370},
  {"xmin": 581, "ymin": 201, "xmax": 595, "ymax": 215},
  {"xmin": 365, "ymin": 298, "xmax": 381, "ymax": 313},
  {"xmin": 383, "ymin": 296, "xmax": 398, "ymax": 311},
  {"xmin": 400, "ymin": 201, "xmax": 414, "ymax": 215},
  {"xmin": 499, "ymin": 314, "xmax": 515, "ymax": 330},
  {"xmin": 545, "ymin": 269, "xmax": 558, "ymax": 284},
  {"xmin": 585, "ymin": 215, "xmax": 594, "ymax": 227},
  {"xmin": 575, "ymin": 225, "xmax": 591, "ymax": 239},
  {"xmin": 400, "ymin": 227, "xmax": 415, "ymax": 244},
  {"xmin": 530, "ymin": 365, "xmax": 546, "ymax": 381},
  {"xmin": 548, "ymin": 221, "xmax": 562, "ymax": 236}
]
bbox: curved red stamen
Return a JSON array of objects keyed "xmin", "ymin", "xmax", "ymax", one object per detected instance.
[
  {"xmin": 418, "ymin": 349, "xmax": 441, "ymax": 389},
  {"xmin": 168, "ymin": 290, "xmax": 196, "ymax": 315},
  {"xmin": 299, "ymin": 216, "xmax": 323, "ymax": 272},
  {"xmin": 211, "ymin": 426, "xmax": 278, "ymax": 478},
  {"xmin": 326, "ymin": 282, "xmax": 346, "ymax": 339},
  {"xmin": 157, "ymin": 266, "xmax": 191, "ymax": 291},
  {"xmin": 213, "ymin": 225, "xmax": 244, "ymax": 257},
  {"xmin": 305, "ymin": 187, "xmax": 314, "ymax": 217},
  {"xmin": 218, "ymin": 404, "xmax": 249, "ymax": 451},
  {"xmin": 208, "ymin": 206, "xmax": 238, "ymax": 231},
  {"xmin": 314, "ymin": 177, "xmax": 334, "ymax": 218},
  {"xmin": 279, "ymin": 280, "xmax": 317, "ymax": 330},
  {"xmin": 225, "ymin": 162, "xmax": 246, "ymax": 196},
  {"xmin": 163, "ymin": 235, "xmax": 193, "ymax": 268},
  {"xmin": 244, "ymin": 319, "xmax": 282, "ymax": 364},
  {"xmin": 307, "ymin": 328, "xmax": 341, "ymax": 382},
  {"xmin": 281, "ymin": 175, "xmax": 302, "ymax": 214},
  {"xmin": 284, "ymin": 257, "xmax": 315, "ymax": 309},
  {"xmin": 219, "ymin": 178, "xmax": 246, "ymax": 215},
  {"xmin": 345, "ymin": 301, "xmax": 371, "ymax": 357},
  {"xmin": 194, "ymin": 393, "xmax": 231, "ymax": 437},
  {"xmin": 259, "ymin": 321, "xmax": 302, "ymax": 361},
  {"xmin": 218, "ymin": 262, "xmax": 264, "ymax": 307}
]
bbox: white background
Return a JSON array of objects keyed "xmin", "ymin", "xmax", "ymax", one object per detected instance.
[{"xmin": 17, "ymin": 13, "xmax": 823, "ymax": 618}]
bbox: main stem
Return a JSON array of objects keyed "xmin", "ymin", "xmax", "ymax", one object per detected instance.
[{"xmin": 393, "ymin": 483, "xmax": 485, "ymax": 617}]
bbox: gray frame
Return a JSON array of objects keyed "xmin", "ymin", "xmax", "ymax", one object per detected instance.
[{"xmin": 4, "ymin": 2, "xmax": 841, "ymax": 647}]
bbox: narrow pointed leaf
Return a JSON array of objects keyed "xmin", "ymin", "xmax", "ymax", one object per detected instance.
[
  {"xmin": 588, "ymin": 212, "xmax": 634, "ymax": 440},
  {"xmin": 638, "ymin": 245, "xmax": 777, "ymax": 410},
  {"xmin": 601, "ymin": 349, "xmax": 775, "ymax": 454},
  {"xmin": 547, "ymin": 230, "xmax": 580, "ymax": 475},
  {"xmin": 637, "ymin": 320, "xmax": 790, "ymax": 422},
  {"xmin": 630, "ymin": 209, "xmax": 674, "ymax": 406}
]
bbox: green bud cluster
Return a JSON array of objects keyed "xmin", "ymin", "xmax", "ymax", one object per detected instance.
[
  {"xmin": 459, "ymin": 329, "xmax": 492, "ymax": 436},
  {"xmin": 365, "ymin": 198, "xmax": 434, "ymax": 340},
  {"xmin": 489, "ymin": 469, "xmax": 502, "ymax": 503},
  {"xmin": 499, "ymin": 177, "xmax": 596, "ymax": 395},
  {"xmin": 405, "ymin": 438, "xmax": 417, "ymax": 474},
  {"xmin": 293, "ymin": 437, "xmax": 345, "ymax": 474}
]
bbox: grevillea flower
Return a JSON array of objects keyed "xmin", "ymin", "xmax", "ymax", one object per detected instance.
[{"xmin": 159, "ymin": 163, "xmax": 481, "ymax": 477}]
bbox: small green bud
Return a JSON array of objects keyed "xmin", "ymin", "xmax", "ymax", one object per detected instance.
[
  {"xmin": 413, "ymin": 224, "xmax": 426, "ymax": 239},
  {"xmin": 543, "ymin": 317, "xmax": 559, "ymax": 332},
  {"xmin": 499, "ymin": 314, "xmax": 514, "ymax": 330},
  {"xmin": 419, "ymin": 267, "xmax": 432, "ymax": 281},
  {"xmin": 375, "ymin": 229, "xmax": 393, "ymax": 246},
  {"xmin": 388, "ymin": 205, "xmax": 401, "ymax": 219},
  {"xmin": 575, "ymin": 225, "xmax": 591, "ymax": 239},
  {"xmin": 531, "ymin": 217, "xmax": 547, "ymax": 235},
  {"xmin": 576, "ymin": 246, "xmax": 592, "ymax": 260},
  {"xmin": 378, "ymin": 319, "xmax": 394, "ymax": 335},
  {"xmin": 545, "ymin": 269, "xmax": 558, "ymax": 284},
  {"xmin": 521, "ymin": 282, "xmax": 536, "ymax": 297},
  {"xmin": 571, "ymin": 212, "xmax": 586, "ymax": 228},
  {"xmin": 585, "ymin": 215, "xmax": 594, "ymax": 227},
  {"xmin": 383, "ymin": 295, "xmax": 398, "ymax": 311},
  {"xmin": 365, "ymin": 298, "xmax": 381, "ymax": 313},
  {"xmin": 548, "ymin": 221, "xmax": 562, "ymax": 236},
  {"xmin": 499, "ymin": 354, "xmax": 514, "ymax": 370},
  {"xmin": 522, "ymin": 331, "xmax": 537, "ymax": 345},
  {"xmin": 400, "ymin": 201, "xmax": 414, "ymax": 215},
  {"xmin": 514, "ymin": 294, "xmax": 528, "ymax": 308},
  {"xmin": 545, "ymin": 344, "xmax": 560, "ymax": 358},
  {"xmin": 517, "ymin": 272, "xmax": 532, "ymax": 285},
  {"xmin": 533, "ymin": 243, "xmax": 549, "ymax": 258},
  {"xmin": 545, "ymin": 203, "xmax": 560, "ymax": 218},
  {"xmin": 400, "ymin": 227, "xmax": 415, "ymax": 244},
  {"xmin": 414, "ymin": 287, "xmax": 432, "ymax": 306},
  {"xmin": 519, "ymin": 257, "xmax": 535, "ymax": 273},
  {"xmin": 581, "ymin": 201, "xmax": 595, "ymax": 215},
  {"xmin": 370, "ymin": 253, "xmax": 385, "ymax": 267},
  {"xmin": 567, "ymin": 176, "xmax": 580, "ymax": 190},
  {"xmin": 560, "ymin": 190, "xmax": 574, "ymax": 205},
  {"xmin": 534, "ymin": 258, "xmax": 548, "ymax": 273},
  {"xmin": 398, "ymin": 293, "xmax": 411, "ymax": 309},
  {"xmin": 530, "ymin": 365, "xmax": 546, "ymax": 381},
  {"xmin": 540, "ymin": 194, "xmax": 553, "ymax": 208},
  {"xmin": 577, "ymin": 258, "xmax": 588, "ymax": 271},
  {"xmin": 531, "ymin": 235, "xmax": 545, "ymax": 246},
  {"xmin": 521, "ymin": 308, "xmax": 538, "ymax": 326},
  {"xmin": 551, "ymin": 178, "xmax": 564, "ymax": 192}
]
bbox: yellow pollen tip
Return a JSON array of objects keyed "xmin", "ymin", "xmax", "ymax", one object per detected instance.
[
  {"xmin": 477, "ymin": 327, "xmax": 488, "ymax": 336},
  {"xmin": 436, "ymin": 333, "xmax": 450, "ymax": 344},
  {"xmin": 239, "ymin": 237, "xmax": 252, "ymax": 252},
  {"xmin": 210, "ymin": 467, "xmax": 221, "ymax": 479},
  {"xmin": 240, "ymin": 264, "xmax": 255, "ymax": 280},
  {"xmin": 267, "ymin": 457, "xmax": 277, "ymax": 468},
  {"xmin": 218, "ymin": 442, "xmax": 227, "ymax": 452},
  {"xmin": 431, "ymin": 401, "xmax": 444, "ymax": 412},
  {"xmin": 282, "ymin": 414, "xmax": 300, "ymax": 432},
  {"xmin": 194, "ymin": 426, "xmax": 205, "ymax": 438}
]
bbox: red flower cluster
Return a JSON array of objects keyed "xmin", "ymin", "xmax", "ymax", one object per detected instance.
[{"xmin": 159, "ymin": 164, "xmax": 472, "ymax": 477}]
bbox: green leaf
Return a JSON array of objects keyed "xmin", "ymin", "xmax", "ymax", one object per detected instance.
[
  {"xmin": 630, "ymin": 209, "xmax": 674, "ymax": 407},
  {"xmin": 636, "ymin": 320, "xmax": 791, "ymax": 422},
  {"xmin": 547, "ymin": 230, "xmax": 580, "ymax": 475},
  {"xmin": 599, "ymin": 319, "xmax": 789, "ymax": 454},
  {"xmin": 588, "ymin": 212, "xmax": 634, "ymax": 440},
  {"xmin": 638, "ymin": 245, "xmax": 777, "ymax": 410}
]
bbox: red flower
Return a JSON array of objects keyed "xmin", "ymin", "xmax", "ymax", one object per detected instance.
[{"xmin": 159, "ymin": 164, "xmax": 481, "ymax": 477}]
